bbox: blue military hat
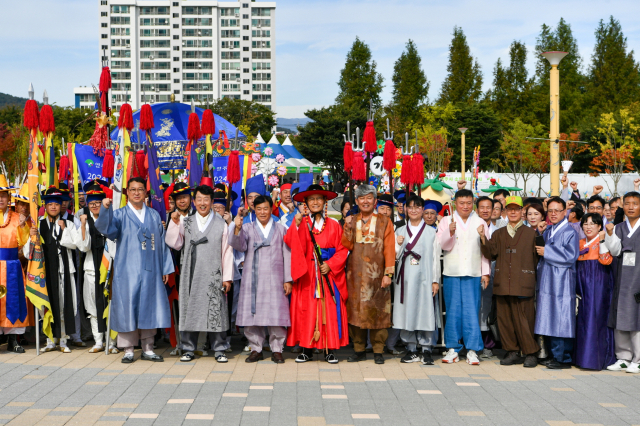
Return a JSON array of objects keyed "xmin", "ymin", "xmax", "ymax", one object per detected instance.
[{"xmin": 423, "ymin": 200, "xmax": 443, "ymax": 213}]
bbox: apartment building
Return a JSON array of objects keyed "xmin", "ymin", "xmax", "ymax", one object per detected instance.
[{"xmin": 74, "ymin": 0, "xmax": 275, "ymax": 111}]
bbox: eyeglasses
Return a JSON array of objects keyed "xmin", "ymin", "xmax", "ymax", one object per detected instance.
[
  {"xmin": 407, "ymin": 206, "xmax": 423, "ymax": 211},
  {"xmin": 547, "ymin": 209, "xmax": 565, "ymax": 214},
  {"xmin": 588, "ymin": 206, "xmax": 603, "ymax": 212},
  {"xmin": 128, "ymin": 188, "xmax": 146, "ymax": 193},
  {"xmin": 88, "ymin": 202, "xmax": 102, "ymax": 207}
]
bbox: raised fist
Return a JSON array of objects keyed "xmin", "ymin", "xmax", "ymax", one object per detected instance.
[
  {"xmin": 457, "ymin": 180, "xmax": 467, "ymax": 191},
  {"xmin": 294, "ymin": 213, "xmax": 302, "ymax": 227},
  {"xmin": 561, "ymin": 175, "xmax": 568, "ymax": 188},
  {"xmin": 538, "ymin": 221, "xmax": 547, "ymax": 234},
  {"xmin": 396, "ymin": 235, "xmax": 405, "ymax": 245},
  {"xmin": 570, "ymin": 181, "xmax": 578, "ymax": 191},
  {"xmin": 80, "ymin": 214, "xmax": 87, "ymax": 225},
  {"xmin": 606, "ymin": 222, "xmax": 615, "ymax": 236},
  {"xmin": 449, "ymin": 220, "xmax": 457, "ymax": 236},
  {"xmin": 171, "ymin": 210, "xmax": 180, "ymax": 225},
  {"xmin": 593, "ymin": 185, "xmax": 603, "ymax": 195},
  {"xmin": 477, "ymin": 224, "xmax": 484, "ymax": 236},
  {"xmin": 57, "ymin": 219, "xmax": 66, "ymax": 230},
  {"xmin": 102, "ymin": 198, "xmax": 112, "ymax": 209},
  {"xmin": 344, "ymin": 215, "xmax": 353, "ymax": 230},
  {"xmin": 234, "ymin": 212, "xmax": 243, "ymax": 229}
]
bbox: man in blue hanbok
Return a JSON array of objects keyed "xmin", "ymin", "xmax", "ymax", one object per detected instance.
[
  {"xmin": 534, "ymin": 196, "xmax": 580, "ymax": 369},
  {"xmin": 96, "ymin": 177, "xmax": 174, "ymax": 363}
]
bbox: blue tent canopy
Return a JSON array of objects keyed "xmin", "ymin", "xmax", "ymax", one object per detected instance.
[
  {"xmin": 281, "ymin": 136, "xmax": 304, "ymax": 159},
  {"xmin": 109, "ymin": 102, "xmax": 245, "ymax": 143}
]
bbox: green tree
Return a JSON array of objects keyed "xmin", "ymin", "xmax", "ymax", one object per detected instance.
[
  {"xmin": 0, "ymin": 105, "xmax": 23, "ymax": 127},
  {"xmin": 438, "ymin": 27, "xmax": 483, "ymax": 105},
  {"xmin": 490, "ymin": 41, "xmax": 536, "ymax": 125},
  {"xmin": 335, "ymin": 37, "xmax": 384, "ymax": 112},
  {"xmin": 446, "ymin": 103, "xmax": 502, "ymax": 172},
  {"xmin": 206, "ymin": 97, "xmax": 276, "ymax": 138},
  {"xmin": 391, "ymin": 39, "xmax": 429, "ymax": 126},
  {"xmin": 532, "ymin": 18, "xmax": 586, "ymax": 132},
  {"xmin": 296, "ymin": 104, "xmax": 366, "ymax": 183},
  {"xmin": 586, "ymin": 16, "xmax": 640, "ymax": 117}
]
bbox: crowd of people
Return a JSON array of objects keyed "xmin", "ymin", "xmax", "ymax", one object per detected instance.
[{"xmin": 1, "ymin": 171, "xmax": 639, "ymax": 374}]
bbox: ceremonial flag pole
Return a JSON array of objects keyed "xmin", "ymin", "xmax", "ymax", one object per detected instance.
[{"xmin": 24, "ymin": 84, "xmax": 54, "ymax": 356}]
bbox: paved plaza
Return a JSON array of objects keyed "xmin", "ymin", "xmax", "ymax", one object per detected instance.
[{"xmin": 0, "ymin": 341, "xmax": 639, "ymax": 426}]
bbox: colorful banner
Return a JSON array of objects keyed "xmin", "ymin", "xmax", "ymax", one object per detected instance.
[{"xmin": 72, "ymin": 144, "xmax": 106, "ymax": 186}]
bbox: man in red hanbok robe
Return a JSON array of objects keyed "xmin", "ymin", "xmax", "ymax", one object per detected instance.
[{"xmin": 285, "ymin": 184, "xmax": 349, "ymax": 363}]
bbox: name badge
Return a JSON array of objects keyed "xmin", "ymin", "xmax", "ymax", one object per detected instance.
[
  {"xmin": 623, "ymin": 252, "xmax": 636, "ymax": 267},
  {"xmin": 410, "ymin": 256, "xmax": 419, "ymax": 266}
]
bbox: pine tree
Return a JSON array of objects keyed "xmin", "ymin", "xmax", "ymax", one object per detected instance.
[
  {"xmin": 586, "ymin": 16, "xmax": 640, "ymax": 115},
  {"xmin": 491, "ymin": 41, "xmax": 535, "ymax": 124},
  {"xmin": 532, "ymin": 18, "xmax": 585, "ymax": 132},
  {"xmin": 438, "ymin": 27, "xmax": 483, "ymax": 105},
  {"xmin": 391, "ymin": 39, "xmax": 429, "ymax": 126},
  {"xmin": 335, "ymin": 37, "xmax": 384, "ymax": 112}
]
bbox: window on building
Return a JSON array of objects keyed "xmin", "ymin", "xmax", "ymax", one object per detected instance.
[
  {"xmin": 174, "ymin": 90, "xmax": 180, "ymax": 94},
  {"xmin": 173, "ymin": 24, "xmax": 179, "ymax": 28},
  {"xmin": 101, "ymin": 0, "xmax": 107, "ymax": 5},
  {"xmin": 243, "ymin": 79, "xmax": 250, "ymax": 84},
  {"xmin": 252, "ymin": 8, "xmax": 271, "ymax": 17},
  {"xmin": 243, "ymin": 57, "xmax": 249, "ymax": 62},
  {"xmin": 101, "ymin": 45, "xmax": 108, "ymax": 50},
  {"xmin": 243, "ymin": 36, "xmax": 249, "ymax": 41},
  {"xmin": 173, "ymin": 35, "xmax": 179, "ymax": 39},
  {"xmin": 101, "ymin": 12, "xmax": 108, "ymax": 17},
  {"xmin": 244, "ymin": 90, "xmax": 250, "ymax": 95},
  {"xmin": 101, "ymin": 34, "xmax": 108, "ymax": 39},
  {"xmin": 242, "ymin": 3, "xmax": 249, "ymax": 8},
  {"xmin": 173, "ymin": 67, "xmax": 180, "ymax": 72},
  {"xmin": 101, "ymin": 23, "xmax": 107, "ymax": 27},
  {"xmin": 243, "ymin": 25, "xmax": 249, "ymax": 30},
  {"xmin": 174, "ymin": 79, "xmax": 180, "ymax": 83},
  {"xmin": 173, "ymin": 2, "xmax": 179, "ymax": 6},
  {"xmin": 243, "ymin": 68, "xmax": 249, "ymax": 73},
  {"xmin": 173, "ymin": 13, "xmax": 179, "ymax": 17},
  {"xmin": 243, "ymin": 14, "xmax": 249, "ymax": 19},
  {"xmin": 221, "ymin": 63, "xmax": 241, "ymax": 70},
  {"xmin": 243, "ymin": 47, "xmax": 249, "ymax": 51}
]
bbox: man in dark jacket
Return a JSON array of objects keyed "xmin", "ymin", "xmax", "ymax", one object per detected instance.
[{"xmin": 478, "ymin": 196, "xmax": 540, "ymax": 368}]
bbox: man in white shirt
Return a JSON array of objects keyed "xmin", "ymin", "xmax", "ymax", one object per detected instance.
[{"xmin": 436, "ymin": 189, "xmax": 491, "ymax": 365}]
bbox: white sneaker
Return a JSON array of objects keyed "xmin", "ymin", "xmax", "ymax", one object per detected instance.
[
  {"xmin": 466, "ymin": 350, "xmax": 480, "ymax": 365},
  {"xmin": 607, "ymin": 359, "xmax": 629, "ymax": 371},
  {"xmin": 625, "ymin": 362, "xmax": 640, "ymax": 374},
  {"xmin": 243, "ymin": 345, "xmax": 251, "ymax": 353},
  {"xmin": 442, "ymin": 349, "xmax": 459, "ymax": 364}
]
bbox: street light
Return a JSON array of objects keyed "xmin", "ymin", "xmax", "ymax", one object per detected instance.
[
  {"xmin": 458, "ymin": 128, "xmax": 468, "ymax": 181},
  {"xmin": 541, "ymin": 51, "xmax": 568, "ymax": 196}
]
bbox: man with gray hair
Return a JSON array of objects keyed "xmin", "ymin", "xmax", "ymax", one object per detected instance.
[{"xmin": 342, "ymin": 185, "xmax": 396, "ymax": 364}]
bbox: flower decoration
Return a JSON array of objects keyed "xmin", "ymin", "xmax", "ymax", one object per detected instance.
[
  {"xmin": 277, "ymin": 165, "xmax": 287, "ymax": 176},
  {"xmin": 268, "ymin": 175, "xmax": 279, "ymax": 186},
  {"xmin": 381, "ymin": 174, "xmax": 390, "ymax": 192},
  {"xmin": 368, "ymin": 176, "xmax": 379, "ymax": 187},
  {"xmin": 251, "ymin": 153, "xmax": 261, "ymax": 162},
  {"xmin": 275, "ymin": 153, "xmax": 285, "ymax": 163},
  {"xmin": 376, "ymin": 140, "xmax": 385, "ymax": 155},
  {"xmin": 395, "ymin": 148, "xmax": 402, "ymax": 160},
  {"xmin": 392, "ymin": 161, "xmax": 402, "ymax": 178},
  {"xmin": 439, "ymin": 173, "xmax": 446, "ymax": 178},
  {"xmin": 251, "ymin": 164, "xmax": 258, "ymax": 175},
  {"xmin": 264, "ymin": 147, "xmax": 273, "ymax": 156}
]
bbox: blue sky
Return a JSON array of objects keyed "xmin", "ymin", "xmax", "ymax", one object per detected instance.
[{"xmin": 1, "ymin": 0, "xmax": 639, "ymax": 118}]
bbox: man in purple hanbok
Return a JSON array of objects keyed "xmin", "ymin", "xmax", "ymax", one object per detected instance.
[
  {"xmin": 96, "ymin": 177, "xmax": 174, "ymax": 364},
  {"xmin": 228, "ymin": 195, "xmax": 292, "ymax": 364},
  {"xmin": 535, "ymin": 197, "xmax": 580, "ymax": 369}
]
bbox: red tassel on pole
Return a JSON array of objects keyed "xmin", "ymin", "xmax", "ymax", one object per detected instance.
[
  {"xmin": 412, "ymin": 152, "xmax": 425, "ymax": 187},
  {"xmin": 400, "ymin": 154, "xmax": 413, "ymax": 186},
  {"xmin": 139, "ymin": 104, "xmax": 154, "ymax": 131},
  {"xmin": 352, "ymin": 151, "xmax": 366, "ymax": 182},
  {"xmin": 98, "ymin": 183, "xmax": 114, "ymax": 199},
  {"xmin": 99, "ymin": 67, "xmax": 112, "ymax": 93},
  {"xmin": 164, "ymin": 182, "xmax": 175, "ymax": 210},
  {"xmin": 102, "ymin": 149, "xmax": 114, "ymax": 178},
  {"xmin": 382, "ymin": 139, "xmax": 396, "ymax": 172},
  {"xmin": 39, "ymin": 105, "xmax": 55, "ymax": 135},
  {"xmin": 118, "ymin": 103, "xmax": 134, "ymax": 130},
  {"xmin": 134, "ymin": 150, "xmax": 148, "ymax": 179},
  {"xmin": 343, "ymin": 141, "xmax": 353, "ymax": 173},
  {"xmin": 201, "ymin": 109, "xmax": 215, "ymax": 135},
  {"xmin": 227, "ymin": 150, "xmax": 241, "ymax": 185},
  {"xmin": 362, "ymin": 121, "xmax": 377, "ymax": 153},
  {"xmin": 58, "ymin": 155, "xmax": 70, "ymax": 182},
  {"xmin": 23, "ymin": 100, "xmax": 39, "ymax": 130},
  {"xmin": 187, "ymin": 112, "xmax": 201, "ymax": 141}
]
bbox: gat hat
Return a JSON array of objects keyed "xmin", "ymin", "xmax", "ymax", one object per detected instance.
[
  {"xmin": 0, "ymin": 174, "xmax": 18, "ymax": 193},
  {"xmin": 12, "ymin": 183, "xmax": 29, "ymax": 202},
  {"xmin": 199, "ymin": 176, "xmax": 214, "ymax": 188},
  {"xmin": 293, "ymin": 184, "xmax": 337, "ymax": 203},
  {"xmin": 423, "ymin": 200, "xmax": 443, "ymax": 213},
  {"xmin": 505, "ymin": 195, "xmax": 523, "ymax": 208},
  {"xmin": 41, "ymin": 186, "xmax": 64, "ymax": 205},
  {"xmin": 58, "ymin": 182, "xmax": 72, "ymax": 202},
  {"xmin": 83, "ymin": 179, "xmax": 108, "ymax": 203},
  {"xmin": 377, "ymin": 193, "xmax": 394, "ymax": 209},
  {"xmin": 213, "ymin": 191, "xmax": 229, "ymax": 206},
  {"xmin": 170, "ymin": 182, "xmax": 192, "ymax": 198},
  {"xmin": 244, "ymin": 174, "xmax": 266, "ymax": 197}
]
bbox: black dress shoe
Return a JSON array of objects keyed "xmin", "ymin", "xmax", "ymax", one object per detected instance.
[
  {"xmin": 523, "ymin": 355, "xmax": 538, "ymax": 368},
  {"xmin": 141, "ymin": 352, "xmax": 164, "ymax": 362},
  {"xmin": 347, "ymin": 351, "xmax": 366, "ymax": 362},
  {"xmin": 7, "ymin": 336, "xmax": 25, "ymax": 354},
  {"xmin": 539, "ymin": 357, "xmax": 553, "ymax": 367},
  {"xmin": 500, "ymin": 351, "xmax": 524, "ymax": 366},
  {"xmin": 271, "ymin": 352, "xmax": 285, "ymax": 364},
  {"xmin": 546, "ymin": 359, "xmax": 571, "ymax": 369},
  {"xmin": 245, "ymin": 350, "xmax": 264, "ymax": 363},
  {"xmin": 374, "ymin": 353, "xmax": 385, "ymax": 364}
]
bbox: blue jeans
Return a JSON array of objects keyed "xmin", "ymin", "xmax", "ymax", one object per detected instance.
[
  {"xmin": 548, "ymin": 336, "xmax": 573, "ymax": 363},
  {"xmin": 443, "ymin": 276, "xmax": 483, "ymax": 352}
]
